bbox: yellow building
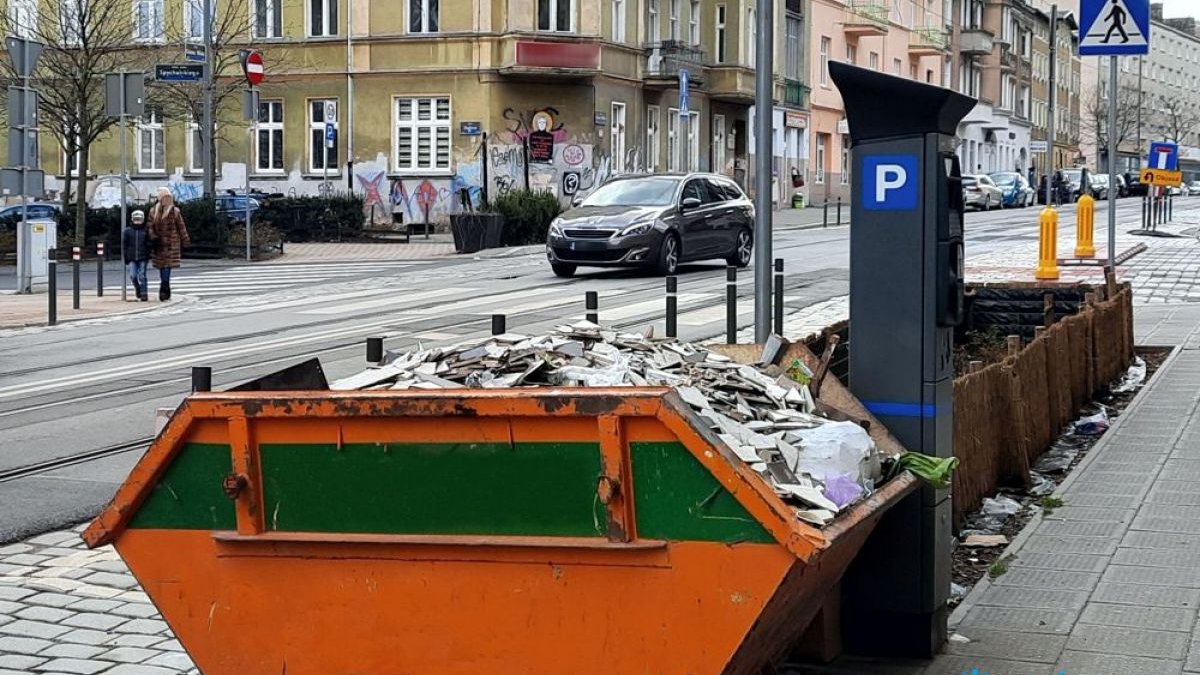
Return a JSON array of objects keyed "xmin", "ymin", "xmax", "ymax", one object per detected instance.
[{"xmin": 7, "ymin": 0, "xmax": 807, "ymax": 222}]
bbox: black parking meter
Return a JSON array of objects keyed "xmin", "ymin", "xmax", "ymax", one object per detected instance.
[{"xmin": 829, "ymin": 61, "xmax": 974, "ymax": 657}]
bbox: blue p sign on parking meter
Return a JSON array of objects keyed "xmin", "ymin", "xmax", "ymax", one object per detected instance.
[{"xmin": 862, "ymin": 155, "xmax": 920, "ymax": 210}]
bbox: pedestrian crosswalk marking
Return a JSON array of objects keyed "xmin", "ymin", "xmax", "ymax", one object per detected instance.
[
  {"xmin": 298, "ymin": 287, "xmax": 471, "ymax": 315},
  {"xmin": 218, "ymin": 288, "xmax": 397, "ymax": 314},
  {"xmin": 105, "ymin": 261, "xmax": 421, "ymax": 298}
]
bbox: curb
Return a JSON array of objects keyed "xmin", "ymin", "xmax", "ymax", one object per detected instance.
[
  {"xmin": 947, "ymin": 344, "xmax": 1184, "ymax": 631},
  {"xmin": 0, "ymin": 294, "xmax": 194, "ymax": 330}
]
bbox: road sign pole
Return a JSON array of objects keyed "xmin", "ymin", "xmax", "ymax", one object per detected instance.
[
  {"xmin": 19, "ymin": 35, "xmax": 29, "ymax": 294},
  {"xmin": 1045, "ymin": 4, "xmax": 1057, "ymax": 208},
  {"xmin": 753, "ymin": 0, "xmax": 774, "ymax": 343},
  {"xmin": 119, "ymin": 73, "xmax": 128, "ymax": 302},
  {"xmin": 202, "ymin": 0, "xmax": 215, "ymax": 198},
  {"xmin": 1107, "ymin": 56, "xmax": 1118, "ymax": 269}
]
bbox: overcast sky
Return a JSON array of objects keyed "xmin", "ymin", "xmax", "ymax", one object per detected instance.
[{"xmin": 1157, "ymin": 0, "xmax": 1197, "ymax": 20}]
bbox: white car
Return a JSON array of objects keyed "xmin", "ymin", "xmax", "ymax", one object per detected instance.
[{"xmin": 1186, "ymin": 181, "xmax": 1200, "ymax": 196}]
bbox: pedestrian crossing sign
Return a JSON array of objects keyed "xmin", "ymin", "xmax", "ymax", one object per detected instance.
[{"xmin": 1079, "ymin": 0, "xmax": 1150, "ymax": 56}]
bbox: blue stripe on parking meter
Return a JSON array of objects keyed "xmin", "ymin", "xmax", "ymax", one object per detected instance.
[{"xmin": 862, "ymin": 155, "xmax": 919, "ymax": 211}]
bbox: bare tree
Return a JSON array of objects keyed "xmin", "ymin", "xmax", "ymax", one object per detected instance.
[
  {"xmin": 0, "ymin": 0, "xmax": 141, "ymax": 245},
  {"xmin": 1082, "ymin": 82, "xmax": 1141, "ymax": 165},
  {"xmin": 1156, "ymin": 96, "xmax": 1200, "ymax": 147}
]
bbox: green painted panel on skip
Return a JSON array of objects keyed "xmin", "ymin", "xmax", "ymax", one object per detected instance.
[{"xmin": 129, "ymin": 443, "xmax": 236, "ymax": 530}]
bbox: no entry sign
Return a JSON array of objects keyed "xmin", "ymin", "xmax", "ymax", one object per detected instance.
[{"xmin": 242, "ymin": 50, "xmax": 264, "ymax": 86}]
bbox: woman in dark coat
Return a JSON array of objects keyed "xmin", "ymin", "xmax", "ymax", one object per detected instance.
[{"xmin": 149, "ymin": 187, "xmax": 190, "ymax": 301}]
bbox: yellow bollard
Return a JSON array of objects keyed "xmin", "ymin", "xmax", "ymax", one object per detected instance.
[
  {"xmin": 1075, "ymin": 194, "xmax": 1096, "ymax": 258},
  {"xmin": 1035, "ymin": 206, "xmax": 1060, "ymax": 280}
]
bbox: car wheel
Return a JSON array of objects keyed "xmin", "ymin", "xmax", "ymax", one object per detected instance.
[
  {"xmin": 551, "ymin": 263, "xmax": 576, "ymax": 278},
  {"xmin": 984, "ymin": 196, "xmax": 992, "ymax": 210},
  {"xmin": 655, "ymin": 233, "xmax": 680, "ymax": 276},
  {"xmin": 726, "ymin": 228, "xmax": 753, "ymax": 268}
]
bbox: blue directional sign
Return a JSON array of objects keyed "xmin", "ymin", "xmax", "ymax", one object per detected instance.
[
  {"xmin": 1079, "ymin": 0, "xmax": 1150, "ymax": 56},
  {"xmin": 154, "ymin": 64, "xmax": 203, "ymax": 82},
  {"xmin": 862, "ymin": 155, "xmax": 919, "ymax": 211},
  {"xmin": 1148, "ymin": 142, "xmax": 1179, "ymax": 171},
  {"xmin": 679, "ymin": 69, "xmax": 689, "ymax": 111},
  {"xmin": 184, "ymin": 42, "xmax": 206, "ymax": 63}
]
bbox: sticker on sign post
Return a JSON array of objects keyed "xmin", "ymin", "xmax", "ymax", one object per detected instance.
[{"xmin": 862, "ymin": 155, "xmax": 919, "ymax": 211}]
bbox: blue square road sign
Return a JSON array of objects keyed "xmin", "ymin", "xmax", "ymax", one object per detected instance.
[
  {"xmin": 1148, "ymin": 142, "xmax": 1178, "ymax": 171},
  {"xmin": 862, "ymin": 155, "xmax": 919, "ymax": 211}
]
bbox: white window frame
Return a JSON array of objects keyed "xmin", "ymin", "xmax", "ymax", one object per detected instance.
[
  {"xmin": 611, "ymin": 102, "xmax": 627, "ymax": 174},
  {"xmin": 840, "ymin": 136, "xmax": 850, "ymax": 185},
  {"xmin": 668, "ymin": 0, "xmax": 679, "ymax": 40},
  {"xmin": 407, "ymin": 0, "xmax": 438, "ymax": 34},
  {"xmin": 182, "ymin": 0, "xmax": 204, "ymax": 41},
  {"xmin": 745, "ymin": 8, "xmax": 756, "ymax": 67},
  {"xmin": 893, "ymin": 58, "xmax": 902, "ymax": 76},
  {"xmin": 646, "ymin": 105, "xmax": 660, "ymax": 172},
  {"xmin": 256, "ymin": 100, "xmax": 284, "ymax": 173},
  {"xmin": 845, "ymin": 43, "xmax": 856, "ymax": 64},
  {"xmin": 712, "ymin": 113, "xmax": 727, "ymax": 175},
  {"xmin": 612, "ymin": 0, "xmax": 625, "ymax": 42},
  {"xmin": 252, "ymin": 0, "xmax": 281, "ymax": 39},
  {"xmin": 61, "ymin": 126, "xmax": 81, "ymax": 177},
  {"xmin": 186, "ymin": 117, "xmax": 217, "ymax": 174},
  {"xmin": 688, "ymin": 0, "xmax": 699, "ymax": 45},
  {"xmin": 667, "ymin": 107, "xmax": 680, "ymax": 173},
  {"xmin": 392, "ymin": 95, "xmax": 452, "ymax": 175},
  {"xmin": 869, "ymin": 51, "xmax": 879, "ymax": 71},
  {"xmin": 687, "ymin": 110, "xmax": 699, "ymax": 171},
  {"xmin": 537, "ymin": 0, "xmax": 575, "ymax": 33},
  {"xmin": 308, "ymin": 0, "xmax": 337, "ymax": 37},
  {"xmin": 137, "ymin": 107, "xmax": 165, "ymax": 174},
  {"xmin": 819, "ymin": 36, "xmax": 830, "ymax": 85},
  {"xmin": 133, "ymin": 0, "xmax": 163, "ymax": 42},
  {"xmin": 714, "ymin": 4, "xmax": 726, "ymax": 63},
  {"xmin": 10, "ymin": 0, "xmax": 38, "ymax": 39},
  {"xmin": 60, "ymin": 0, "xmax": 84, "ymax": 47},
  {"xmin": 815, "ymin": 134, "xmax": 827, "ymax": 184},
  {"xmin": 309, "ymin": 98, "xmax": 338, "ymax": 174}
]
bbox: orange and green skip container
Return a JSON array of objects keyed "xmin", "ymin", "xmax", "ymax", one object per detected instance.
[{"xmin": 85, "ymin": 387, "xmax": 917, "ymax": 675}]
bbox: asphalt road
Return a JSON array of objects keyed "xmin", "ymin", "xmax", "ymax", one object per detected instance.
[{"xmin": 0, "ymin": 196, "xmax": 1179, "ymax": 542}]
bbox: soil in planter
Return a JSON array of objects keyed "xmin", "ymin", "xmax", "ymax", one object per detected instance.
[
  {"xmin": 949, "ymin": 345, "xmax": 1171, "ymax": 607},
  {"xmin": 952, "ymin": 327, "xmax": 1010, "ymax": 377}
]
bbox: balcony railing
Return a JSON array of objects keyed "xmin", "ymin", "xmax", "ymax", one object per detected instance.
[
  {"xmin": 960, "ymin": 27, "xmax": 994, "ymax": 56},
  {"xmin": 784, "ymin": 79, "xmax": 809, "ymax": 107},
  {"xmin": 844, "ymin": 1, "xmax": 889, "ymax": 35},
  {"xmin": 644, "ymin": 41, "xmax": 706, "ymax": 84},
  {"xmin": 909, "ymin": 27, "xmax": 949, "ymax": 54}
]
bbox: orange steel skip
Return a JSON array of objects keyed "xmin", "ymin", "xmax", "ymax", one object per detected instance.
[{"xmin": 85, "ymin": 388, "xmax": 917, "ymax": 675}]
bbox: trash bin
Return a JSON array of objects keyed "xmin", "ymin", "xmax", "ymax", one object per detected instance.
[
  {"xmin": 85, "ymin": 382, "xmax": 916, "ymax": 675},
  {"xmin": 450, "ymin": 213, "xmax": 505, "ymax": 254}
]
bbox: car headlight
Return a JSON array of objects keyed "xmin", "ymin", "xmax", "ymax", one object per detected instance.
[
  {"xmin": 548, "ymin": 219, "xmax": 564, "ymax": 238},
  {"xmin": 619, "ymin": 220, "xmax": 654, "ymax": 237}
]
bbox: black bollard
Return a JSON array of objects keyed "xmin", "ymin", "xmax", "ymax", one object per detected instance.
[
  {"xmin": 191, "ymin": 366, "xmax": 212, "ymax": 393},
  {"xmin": 837, "ymin": 196, "xmax": 843, "ymax": 225},
  {"xmin": 665, "ymin": 276, "xmax": 678, "ymax": 338},
  {"xmin": 726, "ymin": 266, "xmax": 737, "ymax": 345},
  {"xmin": 47, "ymin": 249, "xmax": 57, "ymax": 326},
  {"xmin": 823, "ymin": 202, "xmax": 829, "ymax": 228},
  {"xmin": 366, "ymin": 337, "xmax": 384, "ymax": 364},
  {"xmin": 491, "ymin": 314, "xmax": 506, "ymax": 336},
  {"xmin": 1142, "ymin": 195, "xmax": 1148, "ymax": 229},
  {"xmin": 585, "ymin": 291, "xmax": 599, "ymax": 324},
  {"xmin": 72, "ymin": 247, "xmax": 81, "ymax": 310},
  {"xmin": 773, "ymin": 258, "xmax": 785, "ymax": 335},
  {"xmin": 1169, "ymin": 193, "xmax": 1174, "ymax": 221},
  {"xmin": 96, "ymin": 243, "xmax": 105, "ymax": 297}
]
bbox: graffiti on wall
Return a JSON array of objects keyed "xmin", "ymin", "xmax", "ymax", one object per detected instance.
[
  {"xmin": 500, "ymin": 107, "xmax": 571, "ymax": 144},
  {"xmin": 168, "ymin": 182, "xmax": 202, "ymax": 202}
]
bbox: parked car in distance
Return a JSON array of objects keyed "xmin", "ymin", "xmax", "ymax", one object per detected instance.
[
  {"xmin": 962, "ymin": 175, "xmax": 1003, "ymax": 211},
  {"xmin": 989, "ymin": 172, "xmax": 1035, "ymax": 208},
  {"xmin": 1188, "ymin": 181, "xmax": 1200, "ymax": 196},
  {"xmin": 1124, "ymin": 172, "xmax": 1150, "ymax": 197},
  {"xmin": 1061, "ymin": 169, "xmax": 1086, "ymax": 201},
  {"xmin": 546, "ymin": 173, "xmax": 754, "ymax": 277},
  {"xmin": 0, "ymin": 202, "xmax": 60, "ymax": 232},
  {"xmin": 214, "ymin": 194, "xmax": 264, "ymax": 225},
  {"xmin": 1089, "ymin": 174, "xmax": 1111, "ymax": 200},
  {"xmin": 1167, "ymin": 185, "xmax": 1183, "ymax": 196}
]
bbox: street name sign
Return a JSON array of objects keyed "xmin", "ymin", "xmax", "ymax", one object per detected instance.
[
  {"xmin": 155, "ymin": 64, "xmax": 203, "ymax": 82},
  {"xmin": 1080, "ymin": 0, "xmax": 1150, "ymax": 55}
]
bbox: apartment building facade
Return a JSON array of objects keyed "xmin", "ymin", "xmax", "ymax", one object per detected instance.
[
  {"xmin": 1028, "ymin": 3, "xmax": 1082, "ymax": 178},
  {"xmin": 7, "ymin": 0, "xmax": 808, "ymax": 220}
]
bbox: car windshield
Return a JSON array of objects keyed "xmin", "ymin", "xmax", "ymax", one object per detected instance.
[
  {"xmin": 990, "ymin": 173, "xmax": 1019, "ymax": 185},
  {"xmin": 963, "ymin": 177, "xmax": 978, "ymax": 186},
  {"xmin": 581, "ymin": 178, "xmax": 680, "ymax": 207},
  {"xmin": 1063, "ymin": 170, "xmax": 1082, "ymax": 182},
  {"xmin": 1092, "ymin": 175, "xmax": 1108, "ymax": 185}
]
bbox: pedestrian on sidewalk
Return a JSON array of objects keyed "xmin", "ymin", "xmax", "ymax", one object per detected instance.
[
  {"xmin": 122, "ymin": 209, "xmax": 151, "ymax": 302},
  {"xmin": 149, "ymin": 187, "xmax": 190, "ymax": 301}
]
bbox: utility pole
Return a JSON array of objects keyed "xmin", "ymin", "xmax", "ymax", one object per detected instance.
[
  {"xmin": 1136, "ymin": 55, "xmax": 1143, "ymax": 169},
  {"xmin": 201, "ymin": 0, "xmax": 215, "ymax": 198},
  {"xmin": 1045, "ymin": 4, "xmax": 1057, "ymax": 207},
  {"xmin": 346, "ymin": 0, "xmax": 354, "ymax": 191},
  {"xmin": 1107, "ymin": 54, "xmax": 1117, "ymax": 268},
  {"xmin": 753, "ymin": 0, "xmax": 774, "ymax": 343}
]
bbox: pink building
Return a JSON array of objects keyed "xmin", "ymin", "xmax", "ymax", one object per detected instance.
[{"xmin": 806, "ymin": 0, "xmax": 952, "ymax": 203}]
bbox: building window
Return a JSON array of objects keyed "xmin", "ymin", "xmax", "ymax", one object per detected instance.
[
  {"xmin": 60, "ymin": 0, "xmax": 83, "ymax": 47},
  {"xmin": 253, "ymin": 0, "xmax": 281, "ymax": 38},
  {"xmin": 869, "ymin": 52, "xmax": 879, "ymax": 71},
  {"xmin": 687, "ymin": 110, "xmax": 699, "ymax": 171},
  {"xmin": 309, "ymin": 0, "xmax": 337, "ymax": 36},
  {"xmin": 610, "ymin": 102, "xmax": 627, "ymax": 174},
  {"xmin": 137, "ymin": 107, "xmax": 164, "ymax": 173},
  {"xmin": 256, "ymin": 100, "xmax": 284, "ymax": 172},
  {"xmin": 713, "ymin": 114, "xmax": 727, "ymax": 175},
  {"xmin": 647, "ymin": 105, "xmax": 660, "ymax": 171},
  {"xmin": 667, "ymin": 109, "xmax": 680, "ymax": 172},
  {"xmin": 9, "ymin": 0, "xmax": 37, "ymax": 38},
  {"xmin": 187, "ymin": 118, "xmax": 216, "ymax": 174},
  {"xmin": 714, "ymin": 4, "xmax": 726, "ymax": 62},
  {"xmin": 408, "ymin": 0, "xmax": 438, "ymax": 33},
  {"xmin": 845, "ymin": 43, "xmax": 856, "ymax": 64},
  {"xmin": 689, "ymin": 0, "xmax": 700, "ymax": 45},
  {"xmin": 394, "ymin": 96, "xmax": 451, "ymax": 173},
  {"xmin": 134, "ymin": 0, "xmax": 163, "ymax": 41},
  {"xmin": 309, "ymin": 99, "xmax": 337, "ymax": 173},
  {"xmin": 669, "ymin": 0, "xmax": 679, "ymax": 40},
  {"xmin": 746, "ymin": 8, "xmax": 756, "ymax": 67},
  {"xmin": 183, "ymin": 0, "xmax": 204, "ymax": 40},
  {"xmin": 893, "ymin": 58, "xmax": 901, "ymax": 75},
  {"xmin": 819, "ymin": 36, "xmax": 830, "ymax": 84},
  {"xmin": 840, "ymin": 136, "xmax": 850, "ymax": 185},
  {"xmin": 910, "ymin": 64, "xmax": 917, "ymax": 79},
  {"xmin": 61, "ymin": 126, "xmax": 80, "ymax": 176},
  {"xmin": 612, "ymin": 0, "xmax": 625, "ymax": 42},
  {"xmin": 537, "ymin": 0, "xmax": 573, "ymax": 32},
  {"xmin": 785, "ymin": 14, "xmax": 802, "ymax": 79},
  {"xmin": 815, "ymin": 134, "xmax": 827, "ymax": 184}
]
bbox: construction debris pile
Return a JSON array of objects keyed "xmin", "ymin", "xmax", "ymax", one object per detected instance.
[{"xmin": 332, "ymin": 321, "xmax": 883, "ymax": 526}]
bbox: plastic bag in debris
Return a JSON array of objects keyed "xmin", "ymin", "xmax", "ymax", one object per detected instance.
[
  {"xmin": 1073, "ymin": 409, "xmax": 1110, "ymax": 436},
  {"xmin": 556, "ymin": 349, "xmax": 631, "ymax": 387},
  {"xmin": 1028, "ymin": 472, "xmax": 1056, "ymax": 497},
  {"xmin": 1112, "ymin": 357, "xmax": 1147, "ymax": 394},
  {"xmin": 823, "ymin": 473, "xmax": 865, "ymax": 508},
  {"xmin": 793, "ymin": 421, "xmax": 879, "ymax": 486},
  {"xmin": 981, "ymin": 495, "xmax": 1022, "ymax": 518}
]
